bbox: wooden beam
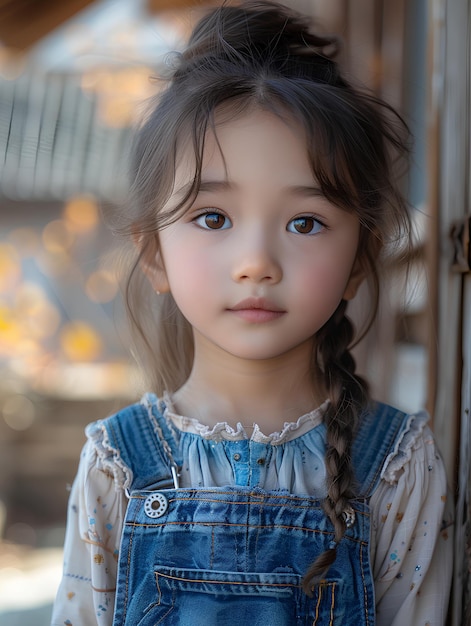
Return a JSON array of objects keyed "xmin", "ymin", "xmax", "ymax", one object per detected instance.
[
  {"xmin": 147, "ymin": 0, "xmax": 213, "ymax": 11},
  {"xmin": 0, "ymin": 0, "xmax": 96, "ymax": 51}
]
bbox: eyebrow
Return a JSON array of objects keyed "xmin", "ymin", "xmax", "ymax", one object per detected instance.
[
  {"xmin": 287, "ymin": 185, "xmax": 325, "ymax": 197},
  {"xmin": 172, "ymin": 180, "xmax": 232, "ymax": 202},
  {"xmin": 176, "ymin": 180, "xmax": 324, "ymax": 197},
  {"xmin": 197, "ymin": 180, "xmax": 233, "ymax": 193}
]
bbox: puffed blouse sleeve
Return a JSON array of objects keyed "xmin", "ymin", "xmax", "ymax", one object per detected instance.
[
  {"xmin": 51, "ymin": 436, "xmax": 127, "ymax": 626},
  {"xmin": 370, "ymin": 418, "xmax": 454, "ymax": 626}
]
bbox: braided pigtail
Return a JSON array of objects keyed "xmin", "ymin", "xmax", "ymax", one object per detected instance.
[{"xmin": 302, "ymin": 300, "xmax": 369, "ymax": 595}]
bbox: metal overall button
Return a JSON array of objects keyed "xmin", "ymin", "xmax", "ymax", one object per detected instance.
[{"xmin": 144, "ymin": 493, "xmax": 168, "ymax": 518}]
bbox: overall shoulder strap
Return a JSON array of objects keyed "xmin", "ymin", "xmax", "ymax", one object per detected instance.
[
  {"xmin": 101, "ymin": 393, "xmax": 182, "ymax": 492},
  {"xmin": 352, "ymin": 402, "xmax": 412, "ymax": 498}
]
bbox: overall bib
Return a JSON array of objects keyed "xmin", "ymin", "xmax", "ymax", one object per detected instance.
[{"xmin": 101, "ymin": 398, "xmax": 411, "ymax": 625}]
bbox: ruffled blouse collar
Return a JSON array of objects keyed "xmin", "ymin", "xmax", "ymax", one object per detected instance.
[{"xmin": 162, "ymin": 392, "xmax": 329, "ymax": 445}]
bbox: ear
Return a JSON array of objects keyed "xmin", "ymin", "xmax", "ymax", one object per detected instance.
[
  {"xmin": 134, "ymin": 233, "xmax": 171, "ymax": 295},
  {"xmin": 343, "ymin": 257, "xmax": 365, "ymax": 301}
]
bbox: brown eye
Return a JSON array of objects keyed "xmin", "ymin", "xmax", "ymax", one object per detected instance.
[
  {"xmin": 205, "ymin": 213, "xmax": 225, "ymax": 229},
  {"xmin": 194, "ymin": 212, "xmax": 231, "ymax": 230},
  {"xmin": 287, "ymin": 217, "xmax": 323, "ymax": 235}
]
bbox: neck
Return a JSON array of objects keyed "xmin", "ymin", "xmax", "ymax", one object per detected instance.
[{"xmin": 172, "ymin": 339, "xmax": 325, "ymax": 433}]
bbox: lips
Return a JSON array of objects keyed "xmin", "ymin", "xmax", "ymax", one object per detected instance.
[{"xmin": 228, "ymin": 298, "xmax": 285, "ymax": 322}]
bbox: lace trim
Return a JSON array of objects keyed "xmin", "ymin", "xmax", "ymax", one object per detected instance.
[
  {"xmin": 380, "ymin": 409, "xmax": 429, "ymax": 484},
  {"xmin": 162, "ymin": 392, "xmax": 328, "ymax": 445},
  {"xmin": 85, "ymin": 420, "xmax": 132, "ymax": 492}
]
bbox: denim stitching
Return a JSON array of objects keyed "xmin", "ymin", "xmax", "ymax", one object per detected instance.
[
  {"xmin": 359, "ymin": 540, "xmax": 369, "ymax": 626},
  {"xmin": 121, "ymin": 521, "xmax": 136, "ymax": 624},
  {"xmin": 329, "ymin": 583, "xmax": 335, "ymax": 626},
  {"xmin": 153, "ymin": 571, "xmax": 302, "ymax": 588},
  {"xmin": 210, "ymin": 527, "xmax": 215, "ymax": 569},
  {"xmin": 155, "ymin": 572, "xmax": 163, "ymax": 605},
  {"xmin": 313, "ymin": 583, "xmax": 322, "ymax": 624},
  {"xmin": 125, "ymin": 520, "xmax": 366, "ymax": 544}
]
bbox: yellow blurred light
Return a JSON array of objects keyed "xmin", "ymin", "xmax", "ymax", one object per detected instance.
[
  {"xmin": 113, "ymin": 67, "xmax": 154, "ymax": 97},
  {"xmin": 8, "ymin": 228, "xmax": 41, "ymax": 257},
  {"xmin": 85, "ymin": 269, "xmax": 118, "ymax": 303},
  {"xmin": 98, "ymin": 96, "xmax": 134, "ymax": 127},
  {"xmin": 63, "ymin": 195, "xmax": 99, "ymax": 233},
  {"xmin": 60, "ymin": 321, "xmax": 102, "ymax": 362},
  {"xmin": 42, "ymin": 220, "xmax": 75, "ymax": 253},
  {"xmin": 0, "ymin": 243, "xmax": 21, "ymax": 293},
  {"xmin": 81, "ymin": 67, "xmax": 156, "ymax": 127},
  {"xmin": 82, "ymin": 67, "xmax": 153, "ymax": 97},
  {"xmin": 0, "ymin": 305, "xmax": 22, "ymax": 353}
]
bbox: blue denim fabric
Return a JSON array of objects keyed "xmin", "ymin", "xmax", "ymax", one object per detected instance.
[{"xmin": 102, "ymin": 398, "xmax": 410, "ymax": 625}]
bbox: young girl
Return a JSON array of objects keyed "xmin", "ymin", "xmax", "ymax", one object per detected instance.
[{"xmin": 52, "ymin": 2, "xmax": 453, "ymax": 624}]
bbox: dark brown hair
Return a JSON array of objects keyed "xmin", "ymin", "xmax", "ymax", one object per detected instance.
[{"xmin": 118, "ymin": 0, "xmax": 411, "ymax": 593}]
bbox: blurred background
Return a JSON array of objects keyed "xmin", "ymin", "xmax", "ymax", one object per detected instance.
[{"xmin": 0, "ymin": 0, "xmax": 469, "ymax": 624}]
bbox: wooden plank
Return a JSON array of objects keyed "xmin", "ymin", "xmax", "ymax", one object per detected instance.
[
  {"xmin": 380, "ymin": 0, "xmax": 406, "ymax": 109},
  {"xmin": 433, "ymin": 0, "xmax": 468, "ymax": 485},
  {"xmin": 431, "ymin": 0, "xmax": 470, "ymax": 623},
  {"xmin": 147, "ymin": 0, "xmax": 211, "ymax": 10},
  {"xmin": 455, "ymin": 279, "xmax": 471, "ymax": 625},
  {"xmin": 0, "ymin": 0, "xmax": 96, "ymax": 51},
  {"xmin": 345, "ymin": 0, "xmax": 378, "ymax": 88},
  {"xmin": 424, "ymin": 0, "xmax": 444, "ymax": 421}
]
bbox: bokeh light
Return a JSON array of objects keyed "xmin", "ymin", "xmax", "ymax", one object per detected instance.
[
  {"xmin": 15, "ymin": 283, "xmax": 61, "ymax": 340},
  {"xmin": 63, "ymin": 195, "xmax": 99, "ymax": 233},
  {"xmin": 85, "ymin": 269, "xmax": 118, "ymax": 303},
  {"xmin": 2, "ymin": 393, "xmax": 36, "ymax": 431},
  {"xmin": 0, "ymin": 243, "xmax": 21, "ymax": 293},
  {"xmin": 42, "ymin": 220, "xmax": 75, "ymax": 253},
  {"xmin": 0, "ymin": 302, "xmax": 22, "ymax": 354},
  {"xmin": 36, "ymin": 248, "xmax": 73, "ymax": 277},
  {"xmin": 60, "ymin": 320, "xmax": 103, "ymax": 362},
  {"xmin": 8, "ymin": 228, "xmax": 41, "ymax": 257}
]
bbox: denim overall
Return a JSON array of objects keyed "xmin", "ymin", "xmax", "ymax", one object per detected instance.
[{"xmin": 102, "ymin": 397, "xmax": 411, "ymax": 625}]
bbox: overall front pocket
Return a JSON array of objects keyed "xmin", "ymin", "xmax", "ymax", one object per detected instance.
[{"xmin": 135, "ymin": 565, "xmax": 341, "ymax": 626}]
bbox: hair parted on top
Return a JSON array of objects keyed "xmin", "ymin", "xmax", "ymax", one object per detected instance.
[{"xmin": 117, "ymin": 0, "xmax": 412, "ymax": 594}]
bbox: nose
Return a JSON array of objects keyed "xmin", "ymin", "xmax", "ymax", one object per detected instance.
[{"xmin": 231, "ymin": 231, "xmax": 282, "ymax": 284}]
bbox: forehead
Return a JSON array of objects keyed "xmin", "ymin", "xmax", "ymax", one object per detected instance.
[{"xmin": 173, "ymin": 107, "xmax": 313, "ymax": 191}]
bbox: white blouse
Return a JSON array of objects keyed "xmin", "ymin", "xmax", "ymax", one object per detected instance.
[{"xmin": 51, "ymin": 397, "xmax": 453, "ymax": 626}]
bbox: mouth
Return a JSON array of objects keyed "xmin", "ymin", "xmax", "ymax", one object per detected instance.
[{"xmin": 228, "ymin": 298, "xmax": 285, "ymax": 322}]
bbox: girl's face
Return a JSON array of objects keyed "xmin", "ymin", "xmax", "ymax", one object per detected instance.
[{"xmin": 151, "ymin": 108, "xmax": 363, "ymax": 365}]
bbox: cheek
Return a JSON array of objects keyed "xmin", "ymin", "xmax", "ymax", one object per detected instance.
[
  {"xmin": 299, "ymin": 257, "xmax": 355, "ymax": 310},
  {"xmin": 163, "ymin": 243, "xmax": 217, "ymax": 307}
]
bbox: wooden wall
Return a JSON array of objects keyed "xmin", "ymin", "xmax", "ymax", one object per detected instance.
[{"xmin": 430, "ymin": 0, "xmax": 471, "ymax": 623}]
